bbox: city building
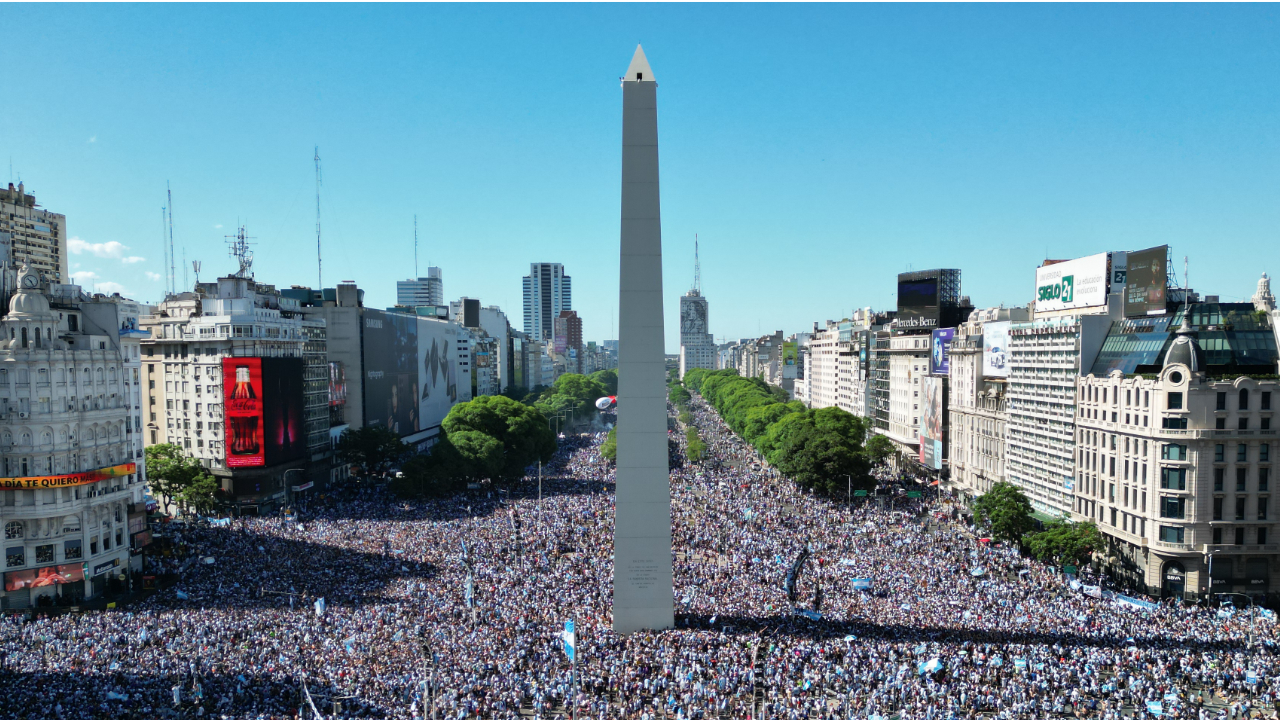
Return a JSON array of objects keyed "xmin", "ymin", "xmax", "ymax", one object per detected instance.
[
  {"xmin": 396, "ymin": 268, "xmax": 444, "ymax": 309},
  {"xmin": 887, "ymin": 333, "xmax": 930, "ymax": 459},
  {"xmin": 946, "ymin": 306, "xmax": 1028, "ymax": 501},
  {"xmin": 678, "ymin": 289, "xmax": 715, "ymax": 379},
  {"xmin": 1, "ymin": 183, "xmax": 68, "ymax": 284},
  {"xmin": 522, "ymin": 263, "xmax": 571, "ymax": 343},
  {"xmin": 1073, "ymin": 304, "xmax": 1279, "ymax": 601},
  {"xmin": 869, "ymin": 331, "xmax": 891, "ymax": 434},
  {"xmin": 553, "ymin": 310, "xmax": 583, "ymax": 374},
  {"xmin": 2, "ymin": 265, "xmax": 144, "ymax": 608}
]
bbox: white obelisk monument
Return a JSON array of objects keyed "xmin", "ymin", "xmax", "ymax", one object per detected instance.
[{"xmin": 613, "ymin": 44, "xmax": 675, "ymax": 634}]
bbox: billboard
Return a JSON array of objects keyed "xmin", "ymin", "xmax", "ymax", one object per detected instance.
[
  {"xmin": 363, "ymin": 311, "xmax": 420, "ymax": 435},
  {"xmin": 261, "ymin": 358, "xmax": 305, "ymax": 465},
  {"xmin": 418, "ymin": 318, "xmax": 463, "ymax": 432},
  {"xmin": 1034, "ymin": 253, "xmax": 1110, "ymax": 312},
  {"xmin": 930, "ymin": 328, "xmax": 954, "ymax": 376},
  {"xmin": 982, "ymin": 321, "xmax": 1011, "ymax": 378},
  {"xmin": 0, "ymin": 462, "xmax": 136, "ymax": 491},
  {"xmin": 782, "ymin": 341, "xmax": 797, "ymax": 366},
  {"xmin": 1125, "ymin": 245, "xmax": 1168, "ymax": 317},
  {"xmin": 5, "ymin": 563, "xmax": 85, "ymax": 591},
  {"xmin": 896, "ymin": 274, "xmax": 940, "ymax": 330},
  {"xmin": 919, "ymin": 375, "xmax": 944, "ymax": 470},
  {"xmin": 328, "ymin": 361, "xmax": 347, "ymax": 408},
  {"xmin": 224, "ymin": 357, "xmax": 264, "ymax": 467}
]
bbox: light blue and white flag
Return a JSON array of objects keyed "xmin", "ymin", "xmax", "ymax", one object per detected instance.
[
  {"xmin": 1146, "ymin": 701, "xmax": 1163, "ymax": 716},
  {"xmin": 175, "ymin": 590, "xmax": 189, "ymax": 601},
  {"xmin": 562, "ymin": 620, "xmax": 575, "ymax": 662},
  {"xmin": 314, "ymin": 597, "xmax": 326, "ymax": 617},
  {"xmin": 465, "ymin": 573, "xmax": 474, "ymax": 608}
]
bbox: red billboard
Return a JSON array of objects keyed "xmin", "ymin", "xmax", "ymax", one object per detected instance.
[
  {"xmin": 5, "ymin": 563, "xmax": 85, "ymax": 591},
  {"xmin": 224, "ymin": 358, "xmax": 265, "ymax": 467}
]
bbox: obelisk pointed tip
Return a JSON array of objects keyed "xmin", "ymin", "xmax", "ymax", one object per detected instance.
[{"xmin": 625, "ymin": 44, "xmax": 655, "ymax": 82}]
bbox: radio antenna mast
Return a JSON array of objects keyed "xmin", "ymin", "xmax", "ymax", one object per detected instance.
[
  {"xmin": 225, "ymin": 226, "xmax": 257, "ymax": 279},
  {"xmin": 693, "ymin": 233, "xmax": 701, "ymax": 293},
  {"xmin": 160, "ymin": 205, "xmax": 169, "ymax": 297},
  {"xmin": 166, "ymin": 182, "xmax": 177, "ymax": 296},
  {"xmin": 193, "ymin": 260, "xmax": 202, "ymax": 285},
  {"xmin": 414, "ymin": 214, "xmax": 419, "ymax": 278},
  {"xmin": 314, "ymin": 145, "xmax": 323, "ymax": 289},
  {"xmin": 182, "ymin": 247, "xmax": 188, "ymax": 291}
]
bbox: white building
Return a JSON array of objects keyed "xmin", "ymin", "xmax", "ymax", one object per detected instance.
[
  {"xmin": 396, "ymin": 267, "xmax": 444, "ymax": 309},
  {"xmin": 1, "ymin": 183, "xmax": 68, "ymax": 284},
  {"xmin": 887, "ymin": 333, "xmax": 930, "ymax": 457},
  {"xmin": 678, "ymin": 289, "xmax": 715, "ymax": 379},
  {"xmin": 522, "ymin": 263, "xmax": 571, "ymax": 343},
  {"xmin": 2, "ymin": 266, "xmax": 143, "ymax": 608}
]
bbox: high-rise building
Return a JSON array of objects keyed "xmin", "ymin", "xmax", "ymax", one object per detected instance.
[
  {"xmin": 678, "ymin": 290, "xmax": 714, "ymax": 379},
  {"xmin": 396, "ymin": 267, "xmax": 444, "ymax": 308},
  {"xmin": 522, "ymin": 263, "xmax": 571, "ymax": 342},
  {"xmin": 554, "ymin": 310, "xmax": 583, "ymax": 374},
  {"xmin": 0, "ymin": 183, "xmax": 68, "ymax": 284}
]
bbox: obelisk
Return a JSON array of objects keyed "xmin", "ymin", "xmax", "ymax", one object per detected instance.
[{"xmin": 613, "ymin": 44, "xmax": 675, "ymax": 634}]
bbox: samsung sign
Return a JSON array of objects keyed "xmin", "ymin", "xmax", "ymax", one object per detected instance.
[{"xmin": 1034, "ymin": 253, "xmax": 1109, "ymax": 312}]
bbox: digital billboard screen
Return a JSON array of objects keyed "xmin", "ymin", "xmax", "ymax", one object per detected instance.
[
  {"xmin": 328, "ymin": 361, "xmax": 347, "ymax": 408},
  {"xmin": 930, "ymin": 328, "xmax": 954, "ymax": 376},
  {"xmin": 418, "ymin": 318, "xmax": 463, "ymax": 432},
  {"xmin": 261, "ymin": 357, "xmax": 305, "ymax": 465},
  {"xmin": 1125, "ymin": 245, "xmax": 1168, "ymax": 317},
  {"xmin": 5, "ymin": 563, "xmax": 85, "ymax": 591},
  {"xmin": 982, "ymin": 321, "xmax": 1011, "ymax": 378},
  {"xmin": 897, "ymin": 274, "xmax": 940, "ymax": 330},
  {"xmin": 918, "ymin": 376, "xmax": 944, "ymax": 470},
  {"xmin": 223, "ymin": 357, "xmax": 265, "ymax": 467},
  {"xmin": 363, "ymin": 311, "xmax": 420, "ymax": 436}
]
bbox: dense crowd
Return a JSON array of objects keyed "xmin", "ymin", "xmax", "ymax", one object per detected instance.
[{"xmin": 2, "ymin": 394, "xmax": 1278, "ymax": 720}]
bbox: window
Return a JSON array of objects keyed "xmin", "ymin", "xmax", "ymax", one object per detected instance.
[
  {"xmin": 1238, "ymin": 444, "xmax": 1248, "ymax": 462},
  {"xmin": 1236, "ymin": 497, "xmax": 1246, "ymax": 521},
  {"xmin": 5, "ymin": 547, "xmax": 23, "ymax": 567},
  {"xmin": 1216, "ymin": 444, "xmax": 1225, "ymax": 462},
  {"xmin": 4, "ymin": 521, "xmax": 22, "ymax": 540},
  {"xmin": 1110, "ymin": 457, "xmax": 1116, "ymax": 477},
  {"xmin": 90, "ymin": 536, "xmax": 98, "ymax": 555},
  {"xmin": 1239, "ymin": 417, "xmax": 1249, "ymax": 431},
  {"xmin": 1261, "ymin": 468, "xmax": 1270, "ymax": 492},
  {"xmin": 1217, "ymin": 417, "xmax": 1227, "ymax": 430},
  {"xmin": 1264, "ymin": 392, "xmax": 1272, "ymax": 411},
  {"xmin": 1162, "ymin": 444, "xmax": 1188, "ymax": 461},
  {"xmin": 1160, "ymin": 467, "xmax": 1187, "ymax": 490},
  {"xmin": 64, "ymin": 539, "xmax": 81, "ymax": 560},
  {"xmin": 1167, "ymin": 392, "xmax": 1183, "ymax": 410},
  {"xmin": 1263, "ymin": 444, "xmax": 1271, "ymax": 462},
  {"xmin": 35, "ymin": 544, "xmax": 53, "ymax": 563},
  {"xmin": 1159, "ymin": 526, "xmax": 1184, "ymax": 544},
  {"xmin": 1213, "ymin": 496, "xmax": 1224, "ymax": 521},
  {"xmin": 1259, "ymin": 497, "xmax": 1268, "ymax": 521},
  {"xmin": 1213, "ymin": 527, "xmax": 1223, "ymax": 545},
  {"xmin": 1163, "ymin": 417, "xmax": 1188, "ymax": 430},
  {"xmin": 1235, "ymin": 527, "xmax": 1245, "ymax": 546},
  {"xmin": 1217, "ymin": 392, "xmax": 1228, "ymax": 411},
  {"xmin": 1240, "ymin": 389, "xmax": 1249, "ymax": 410},
  {"xmin": 1264, "ymin": 418, "xmax": 1272, "ymax": 431},
  {"xmin": 1160, "ymin": 496, "xmax": 1185, "ymax": 519},
  {"xmin": 1237, "ymin": 468, "xmax": 1247, "ymax": 492},
  {"xmin": 1260, "ymin": 528, "xmax": 1269, "ymax": 545}
]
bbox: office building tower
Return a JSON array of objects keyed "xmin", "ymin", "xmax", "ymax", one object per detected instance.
[
  {"xmin": 396, "ymin": 267, "xmax": 444, "ymax": 308},
  {"xmin": 0, "ymin": 183, "xmax": 68, "ymax": 284},
  {"xmin": 522, "ymin": 263, "xmax": 571, "ymax": 342}
]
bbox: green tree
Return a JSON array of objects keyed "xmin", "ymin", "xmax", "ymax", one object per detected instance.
[
  {"xmin": 551, "ymin": 373, "xmax": 609, "ymax": 417},
  {"xmin": 1027, "ymin": 520, "xmax": 1102, "ymax": 567},
  {"xmin": 972, "ymin": 481, "xmax": 1035, "ymax": 545},
  {"xmin": 600, "ymin": 427, "xmax": 617, "ymax": 463},
  {"xmin": 145, "ymin": 444, "xmax": 206, "ymax": 515},
  {"xmin": 742, "ymin": 403, "xmax": 797, "ymax": 446},
  {"xmin": 589, "ymin": 369, "xmax": 618, "ymax": 396},
  {"xmin": 394, "ymin": 450, "xmax": 465, "ymax": 498},
  {"xmin": 773, "ymin": 420, "xmax": 873, "ymax": 496},
  {"xmin": 449, "ymin": 430, "xmax": 504, "ymax": 480},
  {"xmin": 865, "ymin": 434, "xmax": 895, "ymax": 466},
  {"xmin": 336, "ymin": 425, "xmax": 409, "ymax": 477},
  {"xmin": 177, "ymin": 472, "xmax": 220, "ymax": 515},
  {"xmin": 443, "ymin": 395, "xmax": 556, "ymax": 481},
  {"xmin": 668, "ymin": 383, "xmax": 692, "ymax": 408},
  {"xmin": 685, "ymin": 427, "xmax": 706, "ymax": 462}
]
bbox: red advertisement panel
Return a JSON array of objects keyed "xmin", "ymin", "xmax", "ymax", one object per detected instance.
[
  {"xmin": 223, "ymin": 357, "xmax": 265, "ymax": 467},
  {"xmin": 4, "ymin": 564, "xmax": 85, "ymax": 591}
]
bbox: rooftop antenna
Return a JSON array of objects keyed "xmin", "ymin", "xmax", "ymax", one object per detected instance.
[
  {"xmin": 225, "ymin": 225, "xmax": 257, "ymax": 279},
  {"xmin": 693, "ymin": 233, "xmax": 701, "ymax": 293},
  {"xmin": 314, "ymin": 145, "xmax": 322, "ymax": 290},
  {"xmin": 182, "ymin": 247, "xmax": 188, "ymax": 291},
  {"xmin": 166, "ymin": 182, "xmax": 177, "ymax": 296},
  {"xmin": 414, "ymin": 214, "xmax": 419, "ymax": 278},
  {"xmin": 160, "ymin": 205, "xmax": 169, "ymax": 295},
  {"xmin": 193, "ymin": 260, "xmax": 202, "ymax": 284}
]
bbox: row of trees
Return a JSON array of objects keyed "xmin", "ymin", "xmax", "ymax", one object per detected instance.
[
  {"xmin": 682, "ymin": 369, "xmax": 892, "ymax": 495},
  {"xmin": 972, "ymin": 481, "xmax": 1103, "ymax": 567}
]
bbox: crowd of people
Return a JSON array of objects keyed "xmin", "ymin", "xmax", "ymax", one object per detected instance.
[{"xmin": 1, "ymin": 394, "xmax": 1278, "ymax": 720}]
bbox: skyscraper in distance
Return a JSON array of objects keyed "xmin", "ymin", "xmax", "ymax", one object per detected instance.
[
  {"xmin": 1, "ymin": 183, "xmax": 68, "ymax": 283},
  {"xmin": 613, "ymin": 44, "xmax": 675, "ymax": 634},
  {"xmin": 522, "ymin": 262, "xmax": 571, "ymax": 342},
  {"xmin": 679, "ymin": 237, "xmax": 715, "ymax": 378},
  {"xmin": 396, "ymin": 267, "xmax": 444, "ymax": 308}
]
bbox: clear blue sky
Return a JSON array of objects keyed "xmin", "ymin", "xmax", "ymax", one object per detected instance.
[{"xmin": 5, "ymin": 4, "xmax": 1278, "ymax": 352}]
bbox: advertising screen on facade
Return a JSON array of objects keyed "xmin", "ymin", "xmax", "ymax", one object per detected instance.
[
  {"xmin": 4, "ymin": 563, "xmax": 85, "ymax": 591},
  {"xmin": 918, "ymin": 376, "xmax": 944, "ymax": 470},
  {"xmin": 223, "ymin": 357, "xmax": 265, "ymax": 467},
  {"xmin": 418, "ymin": 318, "xmax": 463, "ymax": 433},
  {"xmin": 896, "ymin": 274, "xmax": 941, "ymax": 330},
  {"xmin": 982, "ymin": 321, "xmax": 1011, "ymax": 378},
  {"xmin": 1034, "ymin": 253, "xmax": 1110, "ymax": 312},
  {"xmin": 930, "ymin": 328, "xmax": 954, "ymax": 376},
  {"xmin": 363, "ymin": 311, "xmax": 420, "ymax": 436},
  {"xmin": 261, "ymin": 357, "xmax": 306, "ymax": 466},
  {"xmin": 1125, "ymin": 245, "xmax": 1168, "ymax": 317},
  {"xmin": 328, "ymin": 361, "xmax": 347, "ymax": 408}
]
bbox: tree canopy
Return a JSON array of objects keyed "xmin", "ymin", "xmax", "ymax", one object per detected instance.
[
  {"xmin": 145, "ymin": 444, "xmax": 217, "ymax": 515},
  {"xmin": 972, "ymin": 481, "xmax": 1035, "ymax": 545},
  {"xmin": 442, "ymin": 395, "xmax": 556, "ymax": 481},
  {"xmin": 1027, "ymin": 520, "xmax": 1102, "ymax": 567},
  {"xmin": 589, "ymin": 369, "xmax": 618, "ymax": 396},
  {"xmin": 336, "ymin": 425, "xmax": 409, "ymax": 477}
]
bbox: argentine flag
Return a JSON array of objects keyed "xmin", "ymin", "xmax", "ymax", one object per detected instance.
[{"xmin": 562, "ymin": 620, "xmax": 575, "ymax": 662}]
